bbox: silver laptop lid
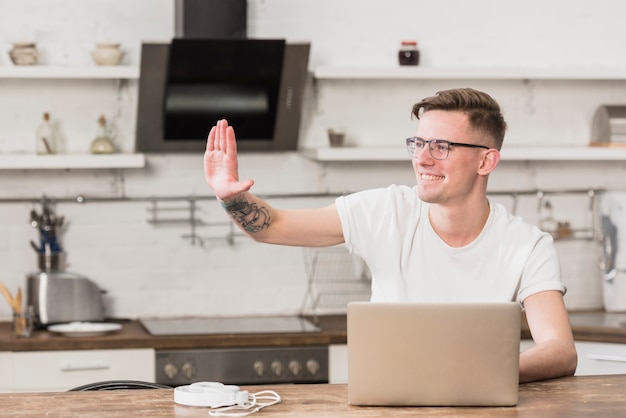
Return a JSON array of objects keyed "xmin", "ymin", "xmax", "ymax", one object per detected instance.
[{"xmin": 347, "ymin": 302, "xmax": 521, "ymax": 406}]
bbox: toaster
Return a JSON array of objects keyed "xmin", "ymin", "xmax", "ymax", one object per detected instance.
[{"xmin": 26, "ymin": 271, "xmax": 105, "ymax": 326}]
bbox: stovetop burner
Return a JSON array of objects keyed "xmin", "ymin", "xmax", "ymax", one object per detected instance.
[{"xmin": 140, "ymin": 315, "xmax": 320, "ymax": 336}]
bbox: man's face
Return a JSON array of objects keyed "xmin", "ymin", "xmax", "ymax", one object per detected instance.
[{"xmin": 411, "ymin": 110, "xmax": 489, "ymax": 206}]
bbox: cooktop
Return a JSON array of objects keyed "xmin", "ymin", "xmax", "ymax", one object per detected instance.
[{"xmin": 140, "ymin": 315, "xmax": 320, "ymax": 336}]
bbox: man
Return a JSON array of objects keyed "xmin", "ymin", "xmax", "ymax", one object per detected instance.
[{"xmin": 204, "ymin": 88, "xmax": 577, "ymax": 383}]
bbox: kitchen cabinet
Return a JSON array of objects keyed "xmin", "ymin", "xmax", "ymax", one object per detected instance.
[
  {"xmin": 0, "ymin": 66, "xmax": 145, "ymax": 170},
  {"xmin": 329, "ymin": 344, "xmax": 348, "ymax": 384},
  {"xmin": 522, "ymin": 340, "xmax": 626, "ymax": 376},
  {"xmin": 571, "ymin": 341, "xmax": 626, "ymax": 376},
  {"xmin": 0, "ymin": 351, "xmax": 11, "ymax": 390},
  {"xmin": 0, "ymin": 348, "xmax": 155, "ymax": 393}
]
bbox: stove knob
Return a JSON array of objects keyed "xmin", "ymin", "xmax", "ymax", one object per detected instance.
[
  {"xmin": 182, "ymin": 361, "xmax": 195, "ymax": 380},
  {"xmin": 306, "ymin": 359, "xmax": 320, "ymax": 376},
  {"xmin": 271, "ymin": 360, "xmax": 284, "ymax": 376},
  {"xmin": 253, "ymin": 360, "xmax": 265, "ymax": 377},
  {"xmin": 163, "ymin": 363, "xmax": 178, "ymax": 380},
  {"xmin": 288, "ymin": 360, "xmax": 302, "ymax": 376}
]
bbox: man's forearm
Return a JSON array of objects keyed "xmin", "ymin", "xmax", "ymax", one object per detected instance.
[
  {"xmin": 519, "ymin": 341, "xmax": 577, "ymax": 383},
  {"xmin": 220, "ymin": 193, "xmax": 272, "ymax": 235}
]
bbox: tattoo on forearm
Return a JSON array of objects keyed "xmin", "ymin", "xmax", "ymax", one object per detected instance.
[{"xmin": 221, "ymin": 196, "xmax": 271, "ymax": 233}]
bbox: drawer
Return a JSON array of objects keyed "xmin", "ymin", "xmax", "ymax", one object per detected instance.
[
  {"xmin": 522, "ymin": 340, "xmax": 626, "ymax": 376},
  {"xmin": 329, "ymin": 344, "xmax": 348, "ymax": 384},
  {"xmin": 574, "ymin": 341, "xmax": 626, "ymax": 376},
  {"xmin": 10, "ymin": 348, "xmax": 155, "ymax": 392},
  {"xmin": 0, "ymin": 352, "xmax": 11, "ymax": 391}
]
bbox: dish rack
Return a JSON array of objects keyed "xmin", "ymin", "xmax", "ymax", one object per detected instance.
[{"xmin": 300, "ymin": 246, "xmax": 371, "ymax": 319}]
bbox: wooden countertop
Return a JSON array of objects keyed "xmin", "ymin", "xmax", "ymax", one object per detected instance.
[
  {"xmin": 0, "ymin": 315, "xmax": 347, "ymax": 352},
  {"xmin": 2, "ymin": 374, "xmax": 626, "ymax": 417},
  {"xmin": 1, "ymin": 311, "xmax": 625, "ymax": 352},
  {"xmin": 564, "ymin": 311, "xmax": 626, "ymax": 344}
]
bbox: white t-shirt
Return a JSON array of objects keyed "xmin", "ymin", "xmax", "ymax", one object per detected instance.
[{"xmin": 335, "ymin": 185, "xmax": 565, "ymax": 306}]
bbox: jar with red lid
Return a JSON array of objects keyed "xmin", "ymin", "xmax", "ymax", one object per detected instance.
[{"xmin": 398, "ymin": 40, "xmax": 419, "ymax": 66}]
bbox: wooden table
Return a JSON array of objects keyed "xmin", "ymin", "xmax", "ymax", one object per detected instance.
[{"xmin": 1, "ymin": 374, "xmax": 625, "ymax": 417}]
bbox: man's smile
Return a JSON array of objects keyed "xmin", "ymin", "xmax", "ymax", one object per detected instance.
[{"xmin": 420, "ymin": 173, "xmax": 445, "ymax": 181}]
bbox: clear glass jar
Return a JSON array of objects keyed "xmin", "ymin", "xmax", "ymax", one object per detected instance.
[
  {"xmin": 13, "ymin": 307, "xmax": 34, "ymax": 338},
  {"xmin": 398, "ymin": 40, "xmax": 419, "ymax": 66}
]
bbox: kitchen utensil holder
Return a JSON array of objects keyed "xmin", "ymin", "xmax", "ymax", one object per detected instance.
[
  {"xmin": 38, "ymin": 251, "xmax": 65, "ymax": 272},
  {"xmin": 300, "ymin": 246, "xmax": 371, "ymax": 319}
]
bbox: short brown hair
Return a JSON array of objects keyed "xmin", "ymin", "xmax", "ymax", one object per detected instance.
[{"xmin": 411, "ymin": 88, "xmax": 507, "ymax": 150}]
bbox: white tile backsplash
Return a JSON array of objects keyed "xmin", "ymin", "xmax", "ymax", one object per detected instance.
[{"xmin": 1, "ymin": 0, "xmax": 625, "ymax": 319}]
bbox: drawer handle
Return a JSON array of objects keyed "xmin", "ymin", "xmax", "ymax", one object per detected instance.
[
  {"xmin": 587, "ymin": 354, "xmax": 626, "ymax": 363},
  {"xmin": 61, "ymin": 363, "xmax": 110, "ymax": 372}
]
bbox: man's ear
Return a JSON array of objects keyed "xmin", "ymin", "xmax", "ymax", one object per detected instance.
[{"xmin": 478, "ymin": 149, "xmax": 500, "ymax": 175}]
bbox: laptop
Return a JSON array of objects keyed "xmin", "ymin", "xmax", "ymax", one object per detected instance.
[{"xmin": 347, "ymin": 301, "xmax": 521, "ymax": 407}]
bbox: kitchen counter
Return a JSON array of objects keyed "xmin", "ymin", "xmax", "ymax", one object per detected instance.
[
  {"xmin": 519, "ymin": 311, "xmax": 626, "ymax": 343},
  {"xmin": 1, "ymin": 374, "xmax": 626, "ymax": 417},
  {"xmin": 562, "ymin": 311, "xmax": 626, "ymax": 343},
  {"xmin": 1, "ymin": 311, "xmax": 626, "ymax": 352},
  {"xmin": 0, "ymin": 315, "xmax": 348, "ymax": 352}
]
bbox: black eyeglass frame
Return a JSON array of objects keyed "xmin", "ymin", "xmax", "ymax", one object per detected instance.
[{"xmin": 406, "ymin": 137, "xmax": 490, "ymax": 160}]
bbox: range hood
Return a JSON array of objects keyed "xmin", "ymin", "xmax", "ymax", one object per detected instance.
[
  {"xmin": 174, "ymin": 0, "xmax": 247, "ymax": 39},
  {"xmin": 135, "ymin": 1, "xmax": 310, "ymax": 153}
]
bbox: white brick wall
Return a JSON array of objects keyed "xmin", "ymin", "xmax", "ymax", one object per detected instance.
[{"xmin": 0, "ymin": 0, "xmax": 624, "ymax": 319}]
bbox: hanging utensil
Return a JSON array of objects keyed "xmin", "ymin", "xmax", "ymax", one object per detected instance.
[{"xmin": 30, "ymin": 199, "xmax": 63, "ymax": 254}]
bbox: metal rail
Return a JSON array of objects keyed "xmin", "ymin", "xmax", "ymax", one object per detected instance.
[{"xmin": 3, "ymin": 188, "xmax": 605, "ymax": 247}]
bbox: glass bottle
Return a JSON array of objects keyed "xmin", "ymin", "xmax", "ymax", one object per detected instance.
[
  {"xmin": 90, "ymin": 115, "xmax": 115, "ymax": 154},
  {"xmin": 35, "ymin": 112, "xmax": 56, "ymax": 154},
  {"xmin": 398, "ymin": 40, "xmax": 420, "ymax": 66}
]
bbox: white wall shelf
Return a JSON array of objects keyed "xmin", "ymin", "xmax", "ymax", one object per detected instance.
[
  {"xmin": 0, "ymin": 153, "xmax": 146, "ymax": 169},
  {"xmin": 301, "ymin": 146, "xmax": 626, "ymax": 162},
  {"xmin": 0, "ymin": 66, "xmax": 139, "ymax": 79},
  {"xmin": 313, "ymin": 67, "xmax": 626, "ymax": 81}
]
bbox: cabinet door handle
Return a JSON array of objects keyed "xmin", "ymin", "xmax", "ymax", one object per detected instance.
[
  {"xmin": 61, "ymin": 363, "xmax": 110, "ymax": 372},
  {"xmin": 587, "ymin": 354, "xmax": 626, "ymax": 363}
]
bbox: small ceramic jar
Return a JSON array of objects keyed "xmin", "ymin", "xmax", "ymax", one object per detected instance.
[
  {"xmin": 9, "ymin": 42, "xmax": 38, "ymax": 66},
  {"xmin": 91, "ymin": 43, "xmax": 123, "ymax": 66}
]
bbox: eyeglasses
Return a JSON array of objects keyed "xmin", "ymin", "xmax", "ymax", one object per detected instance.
[{"xmin": 406, "ymin": 137, "xmax": 490, "ymax": 160}]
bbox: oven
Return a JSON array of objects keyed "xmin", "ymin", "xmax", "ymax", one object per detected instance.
[{"xmin": 141, "ymin": 316, "xmax": 329, "ymax": 386}]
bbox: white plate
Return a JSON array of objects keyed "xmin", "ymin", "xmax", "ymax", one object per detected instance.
[{"xmin": 48, "ymin": 322, "xmax": 122, "ymax": 337}]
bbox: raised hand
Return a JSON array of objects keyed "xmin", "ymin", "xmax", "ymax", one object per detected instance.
[{"xmin": 204, "ymin": 119, "xmax": 254, "ymax": 201}]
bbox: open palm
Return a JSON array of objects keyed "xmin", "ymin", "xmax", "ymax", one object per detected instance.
[{"xmin": 204, "ymin": 119, "xmax": 254, "ymax": 200}]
